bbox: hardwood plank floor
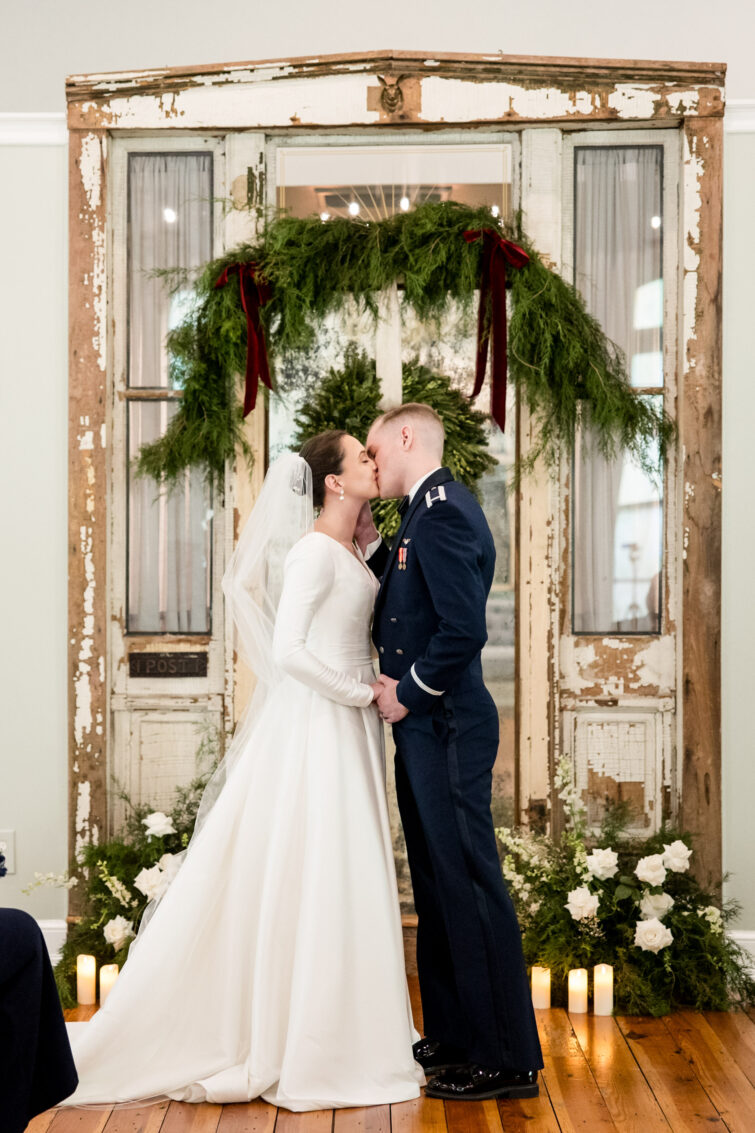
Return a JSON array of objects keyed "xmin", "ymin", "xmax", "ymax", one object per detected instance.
[{"xmin": 28, "ymin": 984, "xmax": 755, "ymax": 1132}]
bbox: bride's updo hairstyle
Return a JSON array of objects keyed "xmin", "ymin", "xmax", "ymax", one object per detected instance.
[{"xmin": 299, "ymin": 430, "xmax": 347, "ymax": 509}]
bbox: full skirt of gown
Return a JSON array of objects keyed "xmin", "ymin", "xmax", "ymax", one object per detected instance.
[{"xmin": 61, "ymin": 533, "xmax": 422, "ymax": 1111}]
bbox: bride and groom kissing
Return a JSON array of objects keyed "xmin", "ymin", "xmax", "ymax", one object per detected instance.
[{"xmin": 60, "ymin": 402, "xmax": 542, "ymax": 1114}]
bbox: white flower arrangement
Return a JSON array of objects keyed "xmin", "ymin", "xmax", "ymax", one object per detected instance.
[
  {"xmin": 134, "ymin": 852, "xmax": 183, "ymax": 903},
  {"xmin": 103, "ymin": 915, "xmax": 135, "ymax": 951},
  {"xmin": 21, "ymin": 871, "xmax": 79, "ymax": 895},
  {"xmin": 634, "ymin": 853, "xmax": 667, "ymax": 887},
  {"xmin": 141, "ymin": 811, "xmax": 177, "ymax": 839},
  {"xmin": 96, "ymin": 860, "xmax": 138, "ymax": 909},
  {"xmin": 663, "ymin": 839, "xmax": 693, "ymax": 873},
  {"xmin": 639, "ymin": 891, "xmax": 675, "ymax": 920},
  {"xmin": 702, "ymin": 905, "xmax": 724, "ymax": 934},
  {"xmin": 634, "ymin": 917, "xmax": 674, "ymax": 953},
  {"xmin": 565, "ymin": 886, "xmax": 600, "ymax": 921},
  {"xmin": 586, "ymin": 847, "xmax": 619, "ymax": 881}
]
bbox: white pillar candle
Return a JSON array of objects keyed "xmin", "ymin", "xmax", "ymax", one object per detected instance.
[
  {"xmin": 593, "ymin": 964, "xmax": 614, "ymax": 1015},
  {"xmin": 531, "ymin": 966, "xmax": 551, "ymax": 1009},
  {"xmin": 99, "ymin": 963, "xmax": 119, "ymax": 1005},
  {"xmin": 567, "ymin": 967, "xmax": 588, "ymax": 1013},
  {"xmin": 76, "ymin": 954, "xmax": 97, "ymax": 1005}
]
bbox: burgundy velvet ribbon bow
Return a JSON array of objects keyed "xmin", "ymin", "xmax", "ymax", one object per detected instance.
[
  {"xmin": 463, "ymin": 229, "xmax": 529, "ymax": 432},
  {"xmin": 214, "ymin": 262, "xmax": 273, "ymax": 417}
]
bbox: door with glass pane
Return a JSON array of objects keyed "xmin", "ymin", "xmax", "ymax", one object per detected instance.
[
  {"xmin": 558, "ymin": 131, "xmax": 680, "ymax": 834},
  {"xmin": 108, "ymin": 138, "xmax": 227, "ymax": 833},
  {"xmin": 270, "ymin": 136, "xmax": 518, "ymax": 908}
]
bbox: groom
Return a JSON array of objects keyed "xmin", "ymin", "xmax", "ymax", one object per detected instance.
[{"xmin": 357, "ymin": 403, "xmax": 543, "ymax": 1101}]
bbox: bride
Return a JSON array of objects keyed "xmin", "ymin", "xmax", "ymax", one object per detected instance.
[{"xmin": 59, "ymin": 430, "xmax": 423, "ymax": 1112}]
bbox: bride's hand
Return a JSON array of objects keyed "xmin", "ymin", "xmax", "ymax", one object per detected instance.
[{"xmin": 369, "ymin": 678, "xmax": 386, "ymax": 705}]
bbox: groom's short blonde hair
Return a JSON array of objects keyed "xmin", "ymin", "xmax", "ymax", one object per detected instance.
[{"xmin": 373, "ymin": 403, "xmax": 445, "ymax": 454}]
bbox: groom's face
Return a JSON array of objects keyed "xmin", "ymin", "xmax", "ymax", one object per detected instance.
[{"xmin": 366, "ymin": 422, "xmax": 405, "ymax": 500}]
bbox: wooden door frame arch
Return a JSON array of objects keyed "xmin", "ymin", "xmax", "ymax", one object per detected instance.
[{"xmin": 66, "ymin": 49, "xmax": 725, "ymax": 910}]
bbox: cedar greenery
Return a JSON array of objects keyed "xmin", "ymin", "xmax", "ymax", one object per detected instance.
[
  {"xmin": 136, "ymin": 202, "xmax": 676, "ymax": 486},
  {"xmin": 291, "ymin": 347, "xmax": 497, "ymax": 537}
]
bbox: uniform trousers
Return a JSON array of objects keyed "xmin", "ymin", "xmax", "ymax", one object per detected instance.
[{"xmin": 393, "ymin": 687, "xmax": 543, "ymax": 1071}]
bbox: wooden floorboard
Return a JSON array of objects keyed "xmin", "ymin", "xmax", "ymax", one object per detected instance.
[
  {"xmin": 663, "ymin": 1010, "xmax": 755, "ymax": 1132},
  {"xmin": 536, "ymin": 1008, "xmax": 616, "ymax": 1132},
  {"xmin": 27, "ymin": 1005, "xmax": 755, "ymax": 1132},
  {"xmin": 569, "ymin": 1012, "xmax": 672, "ymax": 1131},
  {"xmin": 617, "ymin": 1015, "xmax": 727, "ymax": 1130},
  {"xmin": 704, "ymin": 1009, "xmax": 755, "ymax": 1087}
]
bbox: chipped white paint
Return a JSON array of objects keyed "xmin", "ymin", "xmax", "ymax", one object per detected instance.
[
  {"xmin": 77, "ymin": 74, "xmax": 383, "ymax": 131},
  {"xmin": 682, "ymin": 129, "xmax": 704, "ymax": 373},
  {"xmin": 421, "ymin": 77, "xmax": 596, "ymax": 123},
  {"xmin": 607, "ymin": 85, "xmax": 659, "ymax": 119},
  {"xmin": 630, "ymin": 636, "xmax": 676, "ymax": 692},
  {"xmin": 79, "ymin": 133, "xmax": 102, "ymax": 209},
  {"xmin": 560, "ymin": 639, "xmax": 599, "ymax": 695},
  {"xmin": 685, "ymin": 481, "xmax": 696, "ymax": 506},
  {"xmin": 78, "ymin": 429, "xmax": 94, "ymax": 450},
  {"xmin": 667, "ymin": 89, "xmax": 700, "ymax": 116}
]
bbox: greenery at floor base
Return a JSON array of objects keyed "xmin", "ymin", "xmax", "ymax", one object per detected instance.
[
  {"xmin": 497, "ymin": 757, "xmax": 755, "ymax": 1016},
  {"xmin": 25, "ymin": 729, "xmax": 222, "ymax": 1009},
  {"xmin": 137, "ymin": 201, "xmax": 675, "ymax": 488},
  {"xmin": 292, "ymin": 348, "xmax": 497, "ymax": 538}
]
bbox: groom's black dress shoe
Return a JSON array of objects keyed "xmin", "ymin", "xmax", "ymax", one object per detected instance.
[
  {"xmin": 412, "ymin": 1038, "xmax": 467, "ymax": 1074},
  {"xmin": 424, "ymin": 1064, "xmax": 539, "ymax": 1100}
]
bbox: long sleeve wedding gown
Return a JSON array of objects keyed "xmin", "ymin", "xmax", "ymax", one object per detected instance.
[{"xmin": 60, "ymin": 531, "xmax": 422, "ymax": 1112}]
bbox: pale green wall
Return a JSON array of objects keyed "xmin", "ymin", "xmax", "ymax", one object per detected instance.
[
  {"xmin": 722, "ymin": 131, "xmax": 755, "ymax": 930},
  {"xmin": 0, "ymin": 145, "xmax": 69, "ymax": 920}
]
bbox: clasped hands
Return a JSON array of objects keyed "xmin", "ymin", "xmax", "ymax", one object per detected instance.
[{"xmin": 370, "ymin": 675, "xmax": 409, "ymax": 723}]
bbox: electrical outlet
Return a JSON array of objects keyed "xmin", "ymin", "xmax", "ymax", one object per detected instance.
[{"xmin": 0, "ymin": 830, "xmax": 16, "ymax": 874}]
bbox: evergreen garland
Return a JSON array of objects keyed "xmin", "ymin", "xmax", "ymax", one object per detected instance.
[
  {"xmin": 136, "ymin": 201, "xmax": 676, "ymax": 484},
  {"xmin": 291, "ymin": 347, "xmax": 497, "ymax": 537}
]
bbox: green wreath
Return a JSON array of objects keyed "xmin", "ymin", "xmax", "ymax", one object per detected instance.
[
  {"xmin": 136, "ymin": 201, "xmax": 675, "ymax": 486},
  {"xmin": 291, "ymin": 347, "xmax": 497, "ymax": 537}
]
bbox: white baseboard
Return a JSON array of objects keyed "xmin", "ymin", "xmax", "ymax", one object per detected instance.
[
  {"xmin": 730, "ymin": 929, "xmax": 755, "ymax": 975},
  {"xmin": 0, "ymin": 113, "xmax": 67, "ymax": 145},
  {"xmin": 38, "ymin": 918, "xmax": 68, "ymax": 966}
]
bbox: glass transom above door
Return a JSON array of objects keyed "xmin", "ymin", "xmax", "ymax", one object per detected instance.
[{"xmin": 276, "ymin": 144, "xmax": 513, "ymax": 220}]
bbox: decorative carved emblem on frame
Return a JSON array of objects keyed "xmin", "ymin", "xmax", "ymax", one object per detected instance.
[{"xmin": 367, "ymin": 74, "xmax": 422, "ymax": 120}]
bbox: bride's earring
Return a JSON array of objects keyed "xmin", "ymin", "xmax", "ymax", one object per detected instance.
[{"xmin": 339, "ymin": 486, "xmax": 345, "ymax": 502}]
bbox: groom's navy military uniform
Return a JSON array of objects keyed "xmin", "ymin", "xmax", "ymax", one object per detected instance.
[{"xmin": 369, "ymin": 467, "xmax": 543, "ymax": 1072}]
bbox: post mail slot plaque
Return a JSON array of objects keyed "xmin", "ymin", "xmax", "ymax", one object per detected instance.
[{"xmin": 129, "ymin": 652, "xmax": 208, "ymax": 678}]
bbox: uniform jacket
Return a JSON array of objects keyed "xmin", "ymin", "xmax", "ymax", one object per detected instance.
[{"xmin": 369, "ymin": 467, "xmax": 495, "ymax": 715}]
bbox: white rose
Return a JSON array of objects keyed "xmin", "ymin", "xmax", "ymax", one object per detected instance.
[
  {"xmin": 142, "ymin": 811, "xmax": 176, "ymax": 839},
  {"xmin": 662, "ymin": 839, "xmax": 692, "ymax": 873},
  {"xmin": 585, "ymin": 847, "xmax": 619, "ymax": 881},
  {"xmin": 134, "ymin": 864, "xmax": 165, "ymax": 902},
  {"xmin": 634, "ymin": 917, "xmax": 674, "ymax": 953},
  {"xmin": 103, "ymin": 915, "xmax": 134, "ymax": 951},
  {"xmin": 634, "ymin": 854, "xmax": 667, "ymax": 887},
  {"xmin": 565, "ymin": 886, "xmax": 600, "ymax": 921},
  {"xmin": 639, "ymin": 891, "xmax": 675, "ymax": 920},
  {"xmin": 158, "ymin": 852, "xmax": 183, "ymax": 888}
]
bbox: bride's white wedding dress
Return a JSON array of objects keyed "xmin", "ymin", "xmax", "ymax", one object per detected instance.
[{"xmin": 61, "ymin": 528, "xmax": 422, "ymax": 1112}]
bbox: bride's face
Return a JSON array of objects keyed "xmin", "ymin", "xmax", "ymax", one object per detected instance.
[{"xmin": 334, "ymin": 434, "xmax": 379, "ymax": 502}]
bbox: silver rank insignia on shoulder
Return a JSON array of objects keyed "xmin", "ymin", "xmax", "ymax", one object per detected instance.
[{"xmin": 425, "ymin": 484, "xmax": 447, "ymax": 508}]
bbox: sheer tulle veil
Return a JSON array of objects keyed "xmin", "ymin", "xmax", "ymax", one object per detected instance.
[
  {"xmin": 63, "ymin": 455, "xmax": 314, "ymax": 1112},
  {"xmin": 131, "ymin": 452, "xmax": 314, "ymax": 948}
]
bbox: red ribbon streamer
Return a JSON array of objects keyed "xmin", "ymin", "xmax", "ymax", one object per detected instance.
[
  {"xmin": 463, "ymin": 229, "xmax": 529, "ymax": 432},
  {"xmin": 214, "ymin": 262, "xmax": 273, "ymax": 417}
]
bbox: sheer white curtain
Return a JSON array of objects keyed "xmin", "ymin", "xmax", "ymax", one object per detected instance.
[
  {"xmin": 127, "ymin": 153, "xmax": 213, "ymax": 633},
  {"xmin": 572, "ymin": 147, "xmax": 663, "ymax": 633}
]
